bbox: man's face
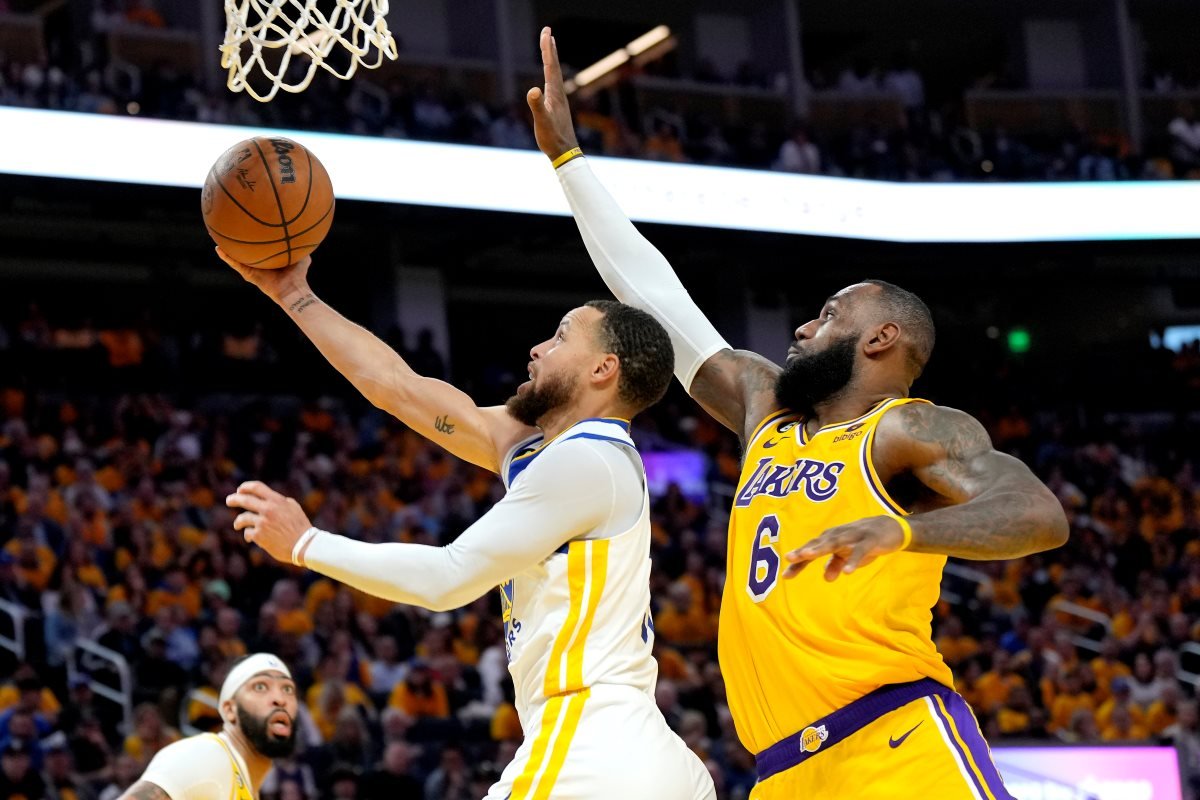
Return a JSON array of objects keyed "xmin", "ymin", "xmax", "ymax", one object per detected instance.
[
  {"xmin": 506, "ymin": 307, "xmax": 605, "ymax": 427},
  {"xmin": 1, "ymin": 750, "xmax": 29, "ymax": 781},
  {"xmin": 775, "ymin": 286, "xmax": 871, "ymax": 416},
  {"xmin": 232, "ymin": 671, "xmax": 299, "ymax": 759}
]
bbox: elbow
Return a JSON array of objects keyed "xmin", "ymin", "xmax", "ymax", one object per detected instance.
[
  {"xmin": 423, "ymin": 594, "xmax": 459, "ymax": 614},
  {"xmin": 1040, "ymin": 495, "xmax": 1070, "ymax": 551}
]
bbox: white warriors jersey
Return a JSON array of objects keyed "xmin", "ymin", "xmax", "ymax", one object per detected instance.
[{"xmin": 498, "ymin": 417, "xmax": 658, "ymax": 719}]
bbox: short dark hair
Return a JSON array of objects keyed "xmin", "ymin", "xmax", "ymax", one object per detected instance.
[
  {"xmin": 584, "ymin": 300, "xmax": 674, "ymax": 415},
  {"xmin": 861, "ymin": 279, "xmax": 936, "ymax": 378}
]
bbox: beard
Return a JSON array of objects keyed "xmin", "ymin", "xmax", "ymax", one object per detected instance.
[
  {"xmin": 505, "ymin": 370, "xmax": 578, "ymax": 427},
  {"xmin": 237, "ymin": 704, "xmax": 297, "ymax": 759},
  {"xmin": 775, "ymin": 332, "xmax": 859, "ymax": 417}
]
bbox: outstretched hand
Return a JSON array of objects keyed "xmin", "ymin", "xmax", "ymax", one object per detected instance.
[
  {"xmin": 783, "ymin": 516, "xmax": 908, "ymax": 581},
  {"xmin": 226, "ymin": 480, "xmax": 313, "ymax": 565},
  {"xmin": 216, "ymin": 247, "xmax": 312, "ymax": 307},
  {"xmin": 526, "ymin": 26, "xmax": 580, "ymax": 162}
]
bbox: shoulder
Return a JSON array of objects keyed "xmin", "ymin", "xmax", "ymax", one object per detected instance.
[
  {"xmin": 142, "ymin": 733, "xmax": 229, "ymax": 776},
  {"xmin": 526, "ymin": 435, "xmax": 634, "ymax": 487},
  {"xmin": 876, "ymin": 401, "xmax": 993, "ymax": 464},
  {"xmin": 139, "ymin": 735, "xmax": 234, "ymax": 800}
]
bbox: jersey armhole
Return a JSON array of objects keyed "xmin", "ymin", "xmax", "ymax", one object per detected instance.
[{"xmin": 746, "ymin": 409, "xmax": 796, "ymax": 449}]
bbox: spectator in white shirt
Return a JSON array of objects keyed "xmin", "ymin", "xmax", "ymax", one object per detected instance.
[
  {"xmin": 774, "ymin": 124, "xmax": 821, "ymax": 174},
  {"xmin": 1168, "ymin": 102, "xmax": 1200, "ymax": 173},
  {"xmin": 836, "ymin": 57, "xmax": 878, "ymax": 93}
]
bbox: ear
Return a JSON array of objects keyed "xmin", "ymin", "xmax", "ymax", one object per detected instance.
[
  {"xmin": 222, "ymin": 698, "xmax": 238, "ymax": 726},
  {"xmin": 863, "ymin": 322, "xmax": 902, "ymax": 356},
  {"xmin": 590, "ymin": 353, "xmax": 621, "ymax": 389}
]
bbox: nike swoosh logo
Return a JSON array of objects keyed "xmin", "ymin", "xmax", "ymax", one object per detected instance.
[
  {"xmin": 762, "ymin": 439, "xmax": 781, "ymax": 448},
  {"xmin": 889, "ymin": 721, "xmax": 922, "ymax": 748}
]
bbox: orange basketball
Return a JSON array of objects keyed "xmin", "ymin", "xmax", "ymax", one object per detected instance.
[{"xmin": 201, "ymin": 136, "xmax": 335, "ymax": 269}]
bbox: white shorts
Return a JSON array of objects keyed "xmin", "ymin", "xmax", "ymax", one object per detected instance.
[{"xmin": 486, "ymin": 684, "xmax": 715, "ymax": 800}]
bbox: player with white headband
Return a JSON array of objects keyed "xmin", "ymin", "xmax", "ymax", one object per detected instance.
[{"xmin": 117, "ymin": 653, "xmax": 298, "ymax": 800}]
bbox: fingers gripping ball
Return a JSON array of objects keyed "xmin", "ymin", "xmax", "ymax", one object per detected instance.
[{"xmin": 202, "ymin": 136, "xmax": 335, "ymax": 269}]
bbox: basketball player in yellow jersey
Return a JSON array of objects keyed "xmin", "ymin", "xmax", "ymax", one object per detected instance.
[
  {"xmin": 528, "ymin": 27, "xmax": 1069, "ymax": 799},
  {"xmin": 117, "ymin": 654, "xmax": 298, "ymax": 800}
]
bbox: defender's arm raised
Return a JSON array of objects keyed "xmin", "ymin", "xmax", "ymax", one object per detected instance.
[{"xmin": 528, "ymin": 28, "xmax": 780, "ymax": 440}]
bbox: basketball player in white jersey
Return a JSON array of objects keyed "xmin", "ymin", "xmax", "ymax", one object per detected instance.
[
  {"xmin": 117, "ymin": 653, "xmax": 297, "ymax": 800},
  {"xmin": 218, "ymin": 249, "xmax": 715, "ymax": 800}
]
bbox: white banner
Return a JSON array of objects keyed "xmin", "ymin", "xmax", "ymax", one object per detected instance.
[{"xmin": 2, "ymin": 106, "xmax": 1199, "ymax": 242}]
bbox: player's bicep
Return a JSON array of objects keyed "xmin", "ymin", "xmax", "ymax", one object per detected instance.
[
  {"xmin": 880, "ymin": 403, "xmax": 1037, "ymax": 502},
  {"xmin": 689, "ymin": 348, "xmax": 782, "ymax": 440}
]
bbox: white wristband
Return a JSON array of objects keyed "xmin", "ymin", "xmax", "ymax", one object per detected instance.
[{"xmin": 292, "ymin": 527, "xmax": 322, "ymax": 566}]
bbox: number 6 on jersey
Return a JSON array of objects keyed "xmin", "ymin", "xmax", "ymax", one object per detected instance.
[{"xmin": 747, "ymin": 514, "xmax": 781, "ymax": 602}]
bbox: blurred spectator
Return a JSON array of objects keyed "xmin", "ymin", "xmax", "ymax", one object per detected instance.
[
  {"xmin": 96, "ymin": 754, "xmax": 141, "ymax": 800},
  {"xmin": 124, "ymin": 0, "xmax": 166, "ymax": 28},
  {"xmin": 41, "ymin": 732, "xmax": 95, "ymax": 800},
  {"xmin": 362, "ymin": 741, "xmax": 422, "ymax": 800},
  {"xmin": 422, "ymin": 743, "xmax": 471, "ymax": 800},
  {"xmin": 774, "ymin": 124, "xmax": 821, "ymax": 174},
  {"xmin": 121, "ymin": 703, "xmax": 179, "ymax": 762},
  {"xmin": 388, "ymin": 661, "xmax": 450, "ymax": 721},
  {"xmin": 1168, "ymin": 102, "xmax": 1200, "ymax": 176},
  {"xmin": 0, "ymin": 738, "xmax": 45, "ymax": 799},
  {"xmin": 837, "ymin": 57, "xmax": 879, "ymax": 93}
]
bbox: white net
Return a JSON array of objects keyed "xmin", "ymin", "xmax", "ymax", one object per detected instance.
[{"xmin": 221, "ymin": 0, "xmax": 398, "ymax": 103}]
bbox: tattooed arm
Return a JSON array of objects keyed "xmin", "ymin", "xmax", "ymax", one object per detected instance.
[
  {"xmin": 784, "ymin": 403, "xmax": 1067, "ymax": 581},
  {"xmin": 117, "ymin": 781, "xmax": 171, "ymax": 800},
  {"xmin": 875, "ymin": 402, "xmax": 1069, "ymax": 559},
  {"xmin": 216, "ymin": 250, "xmax": 535, "ymax": 473},
  {"xmin": 689, "ymin": 350, "xmax": 784, "ymax": 442}
]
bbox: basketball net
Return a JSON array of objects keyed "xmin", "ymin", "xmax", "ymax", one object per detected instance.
[{"xmin": 221, "ymin": 0, "xmax": 398, "ymax": 103}]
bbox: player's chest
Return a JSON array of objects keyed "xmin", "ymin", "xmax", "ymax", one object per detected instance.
[{"xmin": 734, "ymin": 431, "xmax": 870, "ymax": 510}]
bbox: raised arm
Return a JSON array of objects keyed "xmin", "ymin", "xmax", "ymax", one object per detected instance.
[
  {"xmin": 783, "ymin": 403, "xmax": 1069, "ymax": 580},
  {"xmin": 527, "ymin": 28, "xmax": 781, "ymax": 440},
  {"xmin": 217, "ymin": 249, "xmax": 534, "ymax": 473},
  {"xmin": 228, "ymin": 439, "xmax": 626, "ymax": 611}
]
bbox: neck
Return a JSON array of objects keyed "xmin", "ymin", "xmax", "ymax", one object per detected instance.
[
  {"xmin": 222, "ymin": 728, "xmax": 273, "ymax": 794},
  {"xmin": 537, "ymin": 402, "xmax": 626, "ymax": 442},
  {"xmin": 807, "ymin": 382, "xmax": 907, "ymax": 430}
]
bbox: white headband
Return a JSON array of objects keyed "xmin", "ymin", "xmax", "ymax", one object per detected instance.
[{"xmin": 219, "ymin": 653, "xmax": 292, "ymax": 706}]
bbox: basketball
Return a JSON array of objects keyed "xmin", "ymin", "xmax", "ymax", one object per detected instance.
[{"xmin": 201, "ymin": 136, "xmax": 335, "ymax": 269}]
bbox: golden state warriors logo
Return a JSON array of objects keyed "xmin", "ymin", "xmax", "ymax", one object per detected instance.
[
  {"xmin": 500, "ymin": 579, "xmax": 520, "ymax": 661},
  {"xmin": 800, "ymin": 725, "xmax": 829, "ymax": 753}
]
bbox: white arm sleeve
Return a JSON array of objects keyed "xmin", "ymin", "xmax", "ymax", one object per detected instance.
[
  {"xmin": 303, "ymin": 439, "xmax": 637, "ymax": 612},
  {"xmin": 556, "ymin": 157, "xmax": 730, "ymax": 391},
  {"xmin": 137, "ymin": 737, "xmax": 231, "ymax": 800}
]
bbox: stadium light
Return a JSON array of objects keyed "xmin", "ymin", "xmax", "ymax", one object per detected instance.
[
  {"xmin": 564, "ymin": 25, "xmax": 674, "ymax": 95},
  {"xmin": 2, "ymin": 107, "xmax": 1200, "ymax": 243}
]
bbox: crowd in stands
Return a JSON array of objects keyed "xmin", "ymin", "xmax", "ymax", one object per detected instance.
[
  {"xmin": 0, "ymin": 298, "xmax": 1198, "ymax": 800},
  {"xmin": 2, "ymin": 0, "xmax": 1199, "ymax": 180}
]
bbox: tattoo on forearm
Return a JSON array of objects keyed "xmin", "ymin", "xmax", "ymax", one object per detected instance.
[
  {"xmin": 895, "ymin": 404, "xmax": 1068, "ymax": 560},
  {"xmin": 288, "ymin": 293, "xmax": 318, "ymax": 314},
  {"xmin": 434, "ymin": 415, "xmax": 456, "ymax": 435},
  {"xmin": 120, "ymin": 781, "xmax": 171, "ymax": 800}
]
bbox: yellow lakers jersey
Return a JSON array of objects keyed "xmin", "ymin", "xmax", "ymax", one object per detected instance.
[{"xmin": 719, "ymin": 397, "xmax": 954, "ymax": 754}]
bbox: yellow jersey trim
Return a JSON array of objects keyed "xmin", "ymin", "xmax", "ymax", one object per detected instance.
[
  {"xmin": 860, "ymin": 398, "xmax": 931, "ymax": 517},
  {"xmin": 746, "ymin": 409, "xmax": 790, "ymax": 446},
  {"xmin": 511, "ymin": 695, "xmax": 565, "ymax": 799}
]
